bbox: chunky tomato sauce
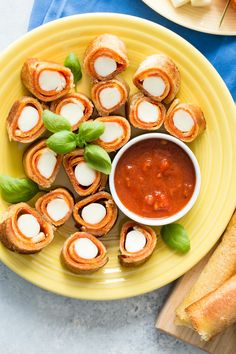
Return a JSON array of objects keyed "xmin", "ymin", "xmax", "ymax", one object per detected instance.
[{"xmin": 114, "ymin": 138, "xmax": 196, "ymax": 218}]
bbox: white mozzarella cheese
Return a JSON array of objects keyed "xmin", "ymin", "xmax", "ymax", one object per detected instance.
[
  {"xmin": 99, "ymin": 122, "xmax": 123, "ymax": 143},
  {"xmin": 46, "ymin": 198, "xmax": 70, "ymax": 221},
  {"xmin": 18, "ymin": 106, "xmax": 39, "ymax": 132},
  {"xmin": 74, "ymin": 238, "xmax": 98, "ymax": 259},
  {"xmin": 191, "ymin": 0, "xmax": 211, "ymax": 6},
  {"xmin": 32, "ymin": 232, "xmax": 45, "ymax": 244},
  {"xmin": 74, "ymin": 162, "xmax": 96, "ymax": 187},
  {"xmin": 94, "ymin": 56, "xmax": 117, "ymax": 77},
  {"xmin": 173, "ymin": 110, "xmax": 194, "ymax": 132},
  {"xmin": 137, "ymin": 101, "xmax": 160, "ymax": 123},
  {"xmin": 38, "ymin": 70, "xmax": 66, "ymax": 92},
  {"xmin": 60, "ymin": 102, "xmax": 85, "ymax": 126},
  {"xmin": 17, "ymin": 214, "xmax": 41, "ymax": 238},
  {"xmin": 99, "ymin": 87, "xmax": 121, "ymax": 109},
  {"xmin": 125, "ymin": 229, "xmax": 146, "ymax": 253},
  {"xmin": 81, "ymin": 203, "xmax": 106, "ymax": 225},
  {"xmin": 37, "ymin": 149, "xmax": 57, "ymax": 179},
  {"xmin": 171, "ymin": 0, "xmax": 190, "ymax": 8},
  {"xmin": 143, "ymin": 76, "xmax": 166, "ymax": 97}
]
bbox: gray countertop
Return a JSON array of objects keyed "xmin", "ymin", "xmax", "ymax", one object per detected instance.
[{"xmin": 0, "ymin": 1, "xmax": 203, "ymax": 353}]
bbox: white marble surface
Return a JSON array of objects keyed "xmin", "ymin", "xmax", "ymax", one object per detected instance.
[{"xmin": 0, "ymin": 1, "xmax": 204, "ymax": 353}]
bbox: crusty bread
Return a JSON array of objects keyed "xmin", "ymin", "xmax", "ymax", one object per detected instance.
[
  {"xmin": 185, "ymin": 274, "xmax": 236, "ymax": 341},
  {"xmin": 175, "ymin": 210, "xmax": 236, "ymax": 326}
]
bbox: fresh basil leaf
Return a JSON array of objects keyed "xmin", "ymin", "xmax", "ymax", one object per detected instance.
[
  {"xmin": 0, "ymin": 175, "xmax": 39, "ymax": 203},
  {"xmin": 78, "ymin": 121, "xmax": 105, "ymax": 144},
  {"xmin": 64, "ymin": 52, "xmax": 82, "ymax": 85},
  {"xmin": 42, "ymin": 110, "xmax": 71, "ymax": 133},
  {"xmin": 76, "ymin": 133, "xmax": 86, "ymax": 148},
  {"xmin": 47, "ymin": 131, "xmax": 77, "ymax": 154},
  {"xmin": 161, "ymin": 223, "xmax": 190, "ymax": 254},
  {"xmin": 84, "ymin": 144, "xmax": 111, "ymax": 175}
]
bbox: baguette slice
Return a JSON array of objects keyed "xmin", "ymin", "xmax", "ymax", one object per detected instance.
[
  {"xmin": 186, "ymin": 274, "xmax": 236, "ymax": 341},
  {"xmin": 175, "ymin": 210, "xmax": 236, "ymax": 326}
]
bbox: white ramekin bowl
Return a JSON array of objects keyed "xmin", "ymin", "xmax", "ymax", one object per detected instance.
[{"xmin": 109, "ymin": 133, "xmax": 201, "ymax": 226}]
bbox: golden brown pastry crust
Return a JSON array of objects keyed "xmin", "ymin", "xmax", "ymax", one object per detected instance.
[
  {"xmin": 63, "ymin": 149, "xmax": 107, "ymax": 197},
  {"xmin": 119, "ymin": 221, "xmax": 157, "ymax": 267},
  {"xmin": 61, "ymin": 232, "xmax": 108, "ymax": 273},
  {"xmin": 176, "ymin": 210, "xmax": 236, "ymax": 326},
  {"xmin": 84, "ymin": 34, "xmax": 129, "ymax": 81},
  {"xmin": 94, "ymin": 116, "xmax": 131, "ymax": 152},
  {"xmin": 7, "ymin": 96, "xmax": 46, "ymax": 143},
  {"xmin": 91, "ymin": 77, "xmax": 129, "ymax": 116},
  {"xmin": 23, "ymin": 139, "xmax": 62, "ymax": 189},
  {"xmin": 133, "ymin": 54, "xmax": 180, "ymax": 104},
  {"xmin": 0, "ymin": 202, "xmax": 54, "ymax": 254},
  {"xmin": 164, "ymin": 103, "xmax": 206, "ymax": 142},
  {"xmin": 73, "ymin": 192, "xmax": 118, "ymax": 237},
  {"xmin": 35, "ymin": 188, "xmax": 74, "ymax": 227},
  {"xmin": 50, "ymin": 92, "xmax": 94, "ymax": 131},
  {"xmin": 21, "ymin": 58, "xmax": 73, "ymax": 102},
  {"xmin": 186, "ymin": 274, "xmax": 236, "ymax": 341},
  {"xmin": 128, "ymin": 92, "xmax": 166, "ymax": 130}
]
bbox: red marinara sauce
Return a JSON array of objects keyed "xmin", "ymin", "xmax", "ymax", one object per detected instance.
[{"xmin": 114, "ymin": 138, "xmax": 196, "ymax": 218}]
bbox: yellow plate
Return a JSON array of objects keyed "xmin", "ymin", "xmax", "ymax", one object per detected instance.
[
  {"xmin": 143, "ymin": 0, "xmax": 236, "ymax": 35},
  {"xmin": 0, "ymin": 13, "xmax": 235, "ymax": 300}
]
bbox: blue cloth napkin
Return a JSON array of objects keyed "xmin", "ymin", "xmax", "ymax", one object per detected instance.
[{"xmin": 29, "ymin": 0, "xmax": 236, "ymax": 100}]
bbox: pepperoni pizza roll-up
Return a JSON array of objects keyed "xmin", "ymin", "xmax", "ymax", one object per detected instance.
[
  {"xmin": 23, "ymin": 140, "xmax": 62, "ymax": 189},
  {"xmin": 95, "ymin": 116, "xmax": 131, "ymax": 152},
  {"xmin": 119, "ymin": 221, "xmax": 157, "ymax": 267},
  {"xmin": 133, "ymin": 54, "xmax": 181, "ymax": 104},
  {"xmin": 185, "ymin": 274, "xmax": 236, "ymax": 341},
  {"xmin": 128, "ymin": 92, "xmax": 166, "ymax": 130},
  {"xmin": 7, "ymin": 96, "xmax": 46, "ymax": 143},
  {"xmin": 35, "ymin": 188, "xmax": 74, "ymax": 227},
  {"xmin": 164, "ymin": 103, "xmax": 206, "ymax": 142},
  {"xmin": 50, "ymin": 93, "xmax": 94, "ymax": 131},
  {"xmin": 84, "ymin": 34, "xmax": 129, "ymax": 81},
  {"xmin": 63, "ymin": 149, "xmax": 107, "ymax": 197},
  {"xmin": 91, "ymin": 78, "xmax": 129, "ymax": 116},
  {"xmin": 73, "ymin": 192, "xmax": 118, "ymax": 237},
  {"xmin": 61, "ymin": 232, "xmax": 108, "ymax": 273},
  {"xmin": 0, "ymin": 203, "xmax": 54, "ymax": 254},
  {"xmin": 21, "ymin": 58, "xmax": 73, "ymax": 102}
]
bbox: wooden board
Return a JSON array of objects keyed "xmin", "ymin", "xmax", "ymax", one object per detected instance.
[{"xmin": 156, "ymin": 247, "xmax": 236, "ymax": 354}]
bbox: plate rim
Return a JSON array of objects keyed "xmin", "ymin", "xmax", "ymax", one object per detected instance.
[
  {"xmin": 0, "ymin": 12, "xmax": 235, "ymax": 300},
  {"xmin": 142, "ymin": 0, "xmax": 236, "ymax": 36}
]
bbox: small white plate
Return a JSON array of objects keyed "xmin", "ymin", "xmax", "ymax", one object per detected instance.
[{"xmin": 143, "ymin": 0, "xmax": 236, "ymax": 35}]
